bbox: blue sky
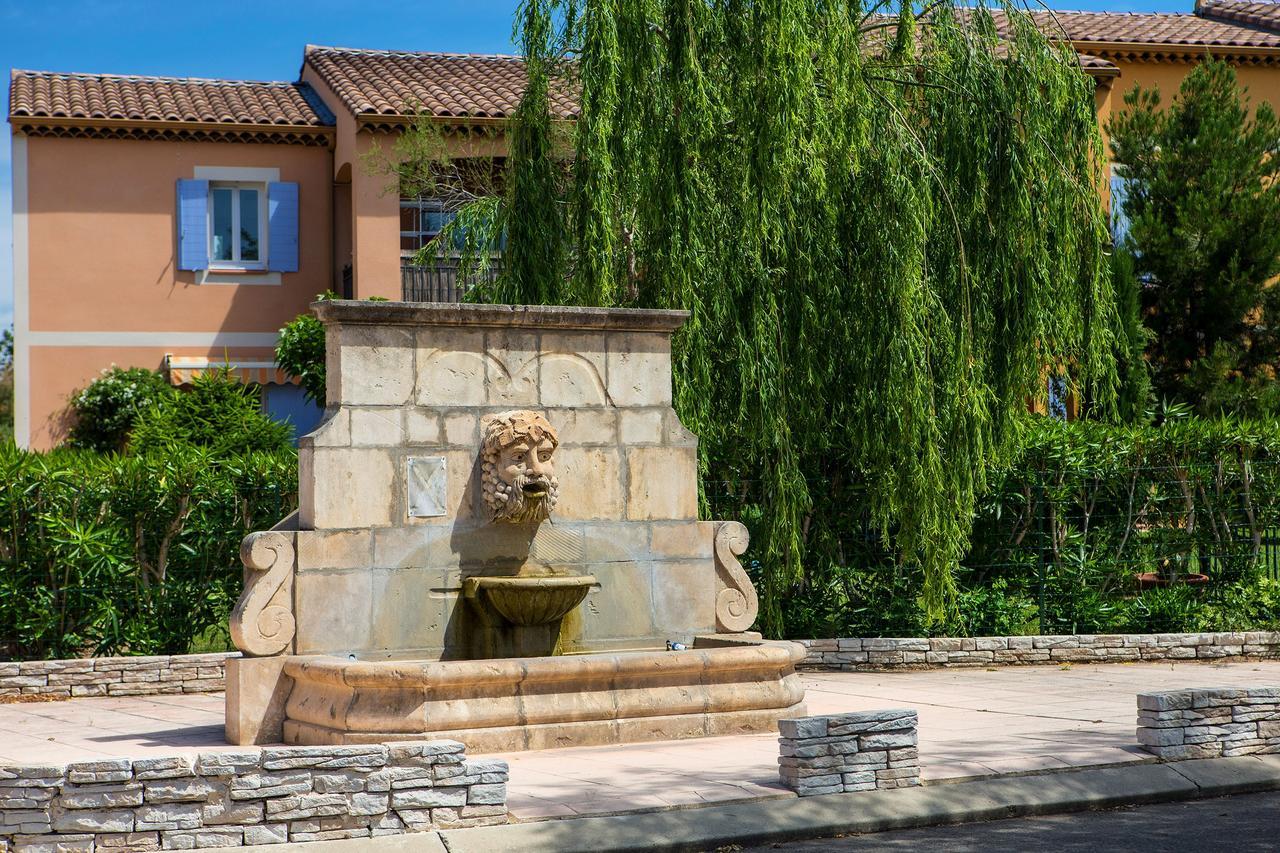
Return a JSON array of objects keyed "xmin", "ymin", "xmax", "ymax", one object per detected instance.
[{"xmin": 0, "ymin": 0, "xmax": 1189, "ymax": 333}]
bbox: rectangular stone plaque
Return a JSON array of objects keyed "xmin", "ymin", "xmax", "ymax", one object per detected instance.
[{"xmin": 407, "ymin": 456, "xmax": 447, "ymax": 517}]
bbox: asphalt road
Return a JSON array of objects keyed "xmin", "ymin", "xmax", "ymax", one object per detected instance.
[{"xmin": 738, "ymin": 791, "xmax": 1280, "ymax": 852}]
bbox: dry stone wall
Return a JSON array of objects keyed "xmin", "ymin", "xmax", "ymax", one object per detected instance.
[
  {"xmin": 777, "ymin": 710, "xmax": 920, "ymax": 796},
  {"xmin": 0, "ymin": 654, "xmax": 234, "ymax": 699},
  {"xmin": 0, "ymin": 741, "xmax": 506, "ymax": 851},
  {"xmin": 799, "ymin": 633, "xmax": 1280, "ymax": 671},
  {"xmin": 13, "ymin": 630, "xmax": 1279, "ymax": 700},
  {"xmin": 1137, "ymin": 687, "xmax": 1280, "ymax": 760}
]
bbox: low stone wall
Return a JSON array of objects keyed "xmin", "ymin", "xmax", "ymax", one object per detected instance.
[
  {"xmin": 1137, "ymin": 687, "xmax": 1280, "ymax": 760},
  {"xmin": 799, "ymin": 632, "xmax": 1280, "ymax": 671},
  {"xmin": 777, "ymin": 710, "xmax": 920, "ymax": 796},
  {"xmin": 0, "ymin": 654, "xmax": 235, "ymax": 699},
  {"xmin": 0, "ymin": 741, "xmax": 507, "ymax": 850}
]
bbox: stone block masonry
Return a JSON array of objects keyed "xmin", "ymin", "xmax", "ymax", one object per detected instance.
[
  {"xmin": 0, "ymin": 653, "xmax": 235, "ymax": 699},
  {"xmin": 0, "ymin": 741, "xmax": 507, "ymax": 850},
  {"xmin": 777, "ymin": 710, "xmax": 920, "ymax": 796},
  {"xmin": 799, "ymin": 632, "xmax": 1280, "ymax": 671},
  {"xmin": 1137, "ymin": 687, "xmax": 1280, "ymax": 760}
]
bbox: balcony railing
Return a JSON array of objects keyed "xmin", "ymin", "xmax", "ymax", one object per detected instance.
[{"xmin": 400, "ymin": 259, "xmax": 501, "ymax": 303}]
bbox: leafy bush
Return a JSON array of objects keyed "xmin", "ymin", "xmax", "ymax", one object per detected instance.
[
  {"xmin": 1196, "ymin": 579, "xmax": 1280, "ymax": 631},
  {"xmin": 1113, "ymin": 586, "xmax": 1204, "ymax": 634},
  {"xmin": 275, "ymin": 297, "xmax": 330, "ymax": 406},
  {"xmin": 130, "ymin": 368, "xmax": 292, "ymax": 456},
  {"xmin": 0, "ymin": 441, "xmax": 296, "ymax": 658},
  {"xmin": 68, "ymin": 366, "xmax": 174, "ymax": 452},
  {"xmin": 977, "ymin": 415, "xmax": 1280, "ymax": 583},
  {"xmin": 763, "ymin": 415, "xmax": 1280, "ymax": 639}
]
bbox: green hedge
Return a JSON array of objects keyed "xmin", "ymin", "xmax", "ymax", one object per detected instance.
[
  {"xmin": 0, "ymin": 442, "xmax": 296, "ymax": 659},
  {"xmin": 9, "ymin": 412, "xmax": 1280, "ymax": 656},
  {"xmin": 768, "ymin": 416, "xmax": 1280, "ymax": 639}
]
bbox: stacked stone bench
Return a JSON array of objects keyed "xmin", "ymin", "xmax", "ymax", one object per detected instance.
[
  {"xmin": 778, "ymin": 710, "xmax": 920, "ymax": 796},
  {"xmin": 1137, "ymin": 687, "xmax": 1280, "ymax": 760},
  {"xmin": 0, "ymin": 741, "xmax": 507, "ymax": 850}
]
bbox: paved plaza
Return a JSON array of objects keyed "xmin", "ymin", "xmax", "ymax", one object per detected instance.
[{"xmin": 2, "ymin": 660, "xmax": 1279, "ymax": 821}]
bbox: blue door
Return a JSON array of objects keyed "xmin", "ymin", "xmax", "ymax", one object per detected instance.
[{"xmin": 263, "ymin": 384, "xmax": 324, "ymax": 443}]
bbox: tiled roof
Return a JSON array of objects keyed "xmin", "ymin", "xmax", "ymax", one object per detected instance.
[
  {"xmin": 1196, "ymin": 0, "xmax": 1280, "ymax": 31},
  {"xmin": 1003, "ymin": 9, "xmax": 1280, "ymax": 48},
  {"xmin": 1077, "ymin": 53, "xmax": 1121, "ymax": 74},
  {"xmin": 303, "ymin": 46, "xmax": 578, "ymax": 120},
  {"xmin": 8, "ymin": 70, "xmax": 335, "ymax": 126}
]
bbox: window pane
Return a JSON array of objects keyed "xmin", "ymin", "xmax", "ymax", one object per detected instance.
[
  {"xmin": 239, "ymin": 189, "xmax": 260, "ymax": 261},
  {"xmin": 211, "ymin": 188, "xmax": 233, "ymax": 261},
  {"xmin": 424, "ymin": 209, "xmax": 447, "ymax": 236},
  {"xmin": 400, "ymin": 204, "xmax": 419, "ymax": 232}
]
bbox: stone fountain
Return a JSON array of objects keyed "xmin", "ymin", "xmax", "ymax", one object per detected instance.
[{"xmin": 225, "ymin": 301, "xmax": 806, "ymax": 751}]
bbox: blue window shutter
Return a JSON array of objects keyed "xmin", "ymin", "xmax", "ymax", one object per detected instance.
[
  {"xmin": 176, "ymin": 179, "xmax": 209, "ymax": 271},
  {"xmin": 1110, "ymin": 169, "xmax": 1131, "ymax": 244},
  {"xmin": 268, "ymin": 182, "xmax": 299, "ymax": 273}
]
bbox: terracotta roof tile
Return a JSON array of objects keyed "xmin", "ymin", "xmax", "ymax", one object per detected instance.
[
  {"xmin": 995, "ymin": 9, "xmax": 1280, "ymax": 48},
  {"xmin": 304, "ymin": 46, "xmax": 578, "ymax": 120},
  {"xmin": 8, "ymin": 70, "xmax": 335, "ymax": 126},
  {"xmin": 1077, "ymin": 53, "xmax": 1120, "ymax": 75},
  {"xmin": 1196, "ymin": 0, "xmax": 1280, "ymax": 31}
]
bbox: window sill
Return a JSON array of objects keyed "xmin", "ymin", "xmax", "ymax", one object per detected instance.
[{"xmin": 198, "ymin": 269, "xmax": 282, "ymax": 286}]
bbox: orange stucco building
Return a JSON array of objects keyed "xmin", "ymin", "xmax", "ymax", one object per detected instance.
[{"xmin": 10, "ymin": 1, "xmax": 1280, "ymax": 449}]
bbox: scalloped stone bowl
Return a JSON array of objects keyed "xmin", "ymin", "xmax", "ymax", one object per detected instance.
[{"xmin": 464, "ymin": 575, "xmax": 597, "ymax": 626}]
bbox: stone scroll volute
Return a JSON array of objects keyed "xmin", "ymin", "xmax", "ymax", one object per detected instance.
[
  {"xmin": 714, "ymin": 521, "xmax": 759, "ymax": 633},
  {"xmin": 230, "ymin": 530, "xmax": 297, "ymax": 656}
]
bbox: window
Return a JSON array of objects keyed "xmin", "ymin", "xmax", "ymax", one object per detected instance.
[
  {"xmin": 209, "ymin": 182, "xmax": 266, "ymax": 269},
  {"xmin": 177, "ymin": 177, "xmax": 297, "ymax": 274},
  {"xmin": 400, "ymin": 197, "xmax": 456, "ymax": 255},
  {"xmin": 1110, "ymin": 164, "xmax": 1131, "ymax": 245}
]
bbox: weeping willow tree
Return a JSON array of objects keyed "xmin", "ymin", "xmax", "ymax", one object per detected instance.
[{"xmin": 435, "ymin": 0, "xmax": 1119, "ymax": 635}]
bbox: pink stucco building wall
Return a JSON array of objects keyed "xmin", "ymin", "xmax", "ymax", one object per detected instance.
[{"xmin": 15, "ymin": 135, "xmax": 332, "ymax": 448}]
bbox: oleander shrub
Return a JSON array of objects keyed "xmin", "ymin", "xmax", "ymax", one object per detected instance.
[
  {"xmin": 0, "ymin": 441, "xmax": 296, "ymax": 659},
  {"xmin": 68, "ymin": 366, "xmax": 175, "ymax": 452}
]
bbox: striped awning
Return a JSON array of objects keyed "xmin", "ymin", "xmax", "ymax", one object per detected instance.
[{"xmin": 165, "ymin": 355, "xmax": 300, "ymax": 387}]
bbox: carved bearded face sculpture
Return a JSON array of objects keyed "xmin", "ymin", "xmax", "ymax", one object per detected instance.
[{"xmin": 481, "ymin": 411, "xmax": 560, "ymax": 523}]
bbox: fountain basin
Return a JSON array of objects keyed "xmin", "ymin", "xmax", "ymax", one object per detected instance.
[
  {"xmin": 280, "ymin": 640, "xmax": 807, "ymax": 753},
  {"xmin": 463, "ymin": 574, "xmax": 596, "ymax": 626}
]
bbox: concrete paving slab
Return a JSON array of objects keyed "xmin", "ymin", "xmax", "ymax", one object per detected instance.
[{"xmin": 4, "ymin": 659, "xmax": 1280, "ymax": 822}]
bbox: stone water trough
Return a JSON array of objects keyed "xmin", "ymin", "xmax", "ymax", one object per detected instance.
[{"xmin": 225, "ymin": 301, "xmax": 806, "ymax": 752}]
